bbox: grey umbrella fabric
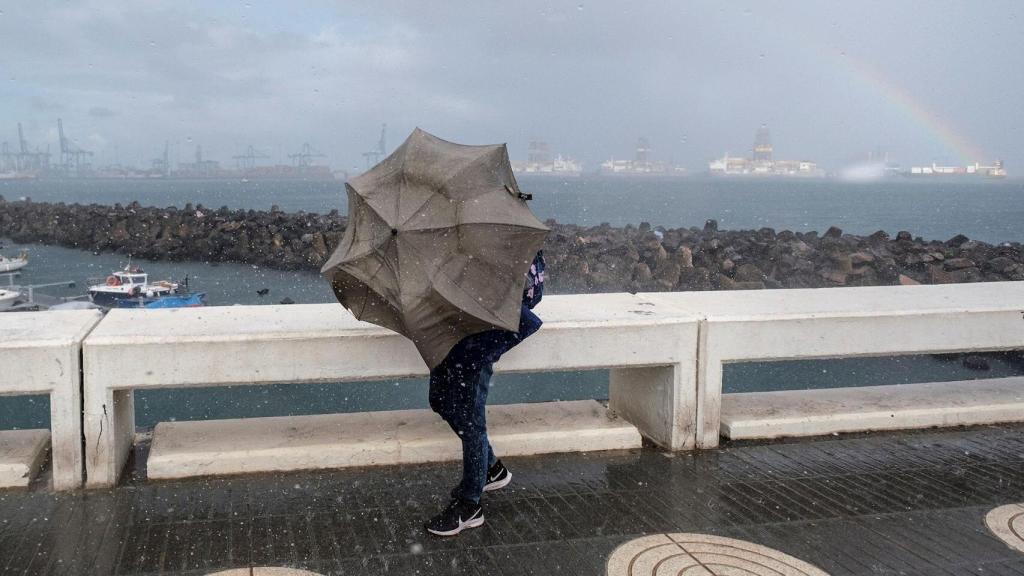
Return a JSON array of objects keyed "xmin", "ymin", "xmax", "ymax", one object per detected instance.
[{"xmin": 321, "ymin": 128, "xmax": 549, "ymax": 369}]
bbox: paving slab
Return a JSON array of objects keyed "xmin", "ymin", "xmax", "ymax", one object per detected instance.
[
  {"xmin": 147, "ymin": 400, "xmax": 641, "ymax": 480},
  {"xmin": 0, "ymin": 429, "xmax": 50, "ymax": 488}
]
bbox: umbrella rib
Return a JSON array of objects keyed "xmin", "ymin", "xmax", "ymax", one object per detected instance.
[{"xmin": 345, "ymin": 235, "xmax": 403, "ymax": 329}]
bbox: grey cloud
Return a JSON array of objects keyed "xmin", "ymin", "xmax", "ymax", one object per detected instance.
[
  {"xmin": 0, "ymin": 0, "xmax": 1019, "ymax": 171},
  {"xmin": 89, "ymin": 106, "xmax": 118, "ymax": 117},
  {"xmin": 31, "ymin": 96, "xmax": 63, "ymax": 112}
]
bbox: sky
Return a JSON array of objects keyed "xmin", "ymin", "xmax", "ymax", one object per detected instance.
[{"xmin": 1, "ymin": 0, "xmax": 1021, "ymax": 173}]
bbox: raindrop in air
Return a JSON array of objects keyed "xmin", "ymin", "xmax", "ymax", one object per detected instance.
[{"xmin": 577, "ymin": 4, "xmax": 584, "ymax": 11}]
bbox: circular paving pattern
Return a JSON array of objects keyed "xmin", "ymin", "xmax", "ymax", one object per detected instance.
[
  {"xmin": 205, "ymin": 565, "xmax": 321, "ymax": 569},
  {"xmin": 606, "ymin": 533, "xmax": 830, "ymax": 576},
  {"xmin": 985, "ymin": 503, "xmax": 1024, "ymax": 554}
]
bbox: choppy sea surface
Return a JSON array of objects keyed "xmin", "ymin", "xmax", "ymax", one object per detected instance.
[{"xmin": 1, "ymin": 176, "xmax": 1022, "ymax": 429}]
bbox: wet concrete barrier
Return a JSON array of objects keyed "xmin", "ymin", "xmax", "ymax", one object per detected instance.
[
  {"xmin": 0, "ymin": 310, "xmax": 103, "ymax": 489},
  {"xmin": 643, "ymin": 281, "xmax": 1024, "ymax": 448},
  {"xmin": 82, "ymin": 294, "xmax": 700, "ymax": 488},
  {"xmin": 6, "ymin": 282, "xmax": 1022, "ymax": 489}
]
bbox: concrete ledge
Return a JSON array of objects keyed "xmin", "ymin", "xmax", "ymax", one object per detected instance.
[
  {"xmin": 722, "ymin": 377, "xmax": 1024, "ymax": 440},
  {"xmin": 147, "ymin": 400, "xmax": 640, "ymax": 480},
  {"xmin": 85, "ymin": 295, "xmax": 699, "ymax": 487},
  {"xmin": 0, "ymin": 429, "xmax": 50, "ymax": 488}
]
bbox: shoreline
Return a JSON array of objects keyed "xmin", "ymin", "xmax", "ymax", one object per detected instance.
[{"xmin": 1, "ymin": 197, "xmax": 1022, "ymax": 293}]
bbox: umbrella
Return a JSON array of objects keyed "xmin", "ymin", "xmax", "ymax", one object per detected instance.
[{"xmin": 321, "ymin": 128, "xmax": 549, "ymax": 369}]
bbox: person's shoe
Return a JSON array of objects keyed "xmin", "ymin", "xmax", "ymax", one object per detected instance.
[
  {"xmin": 484, "ymin": 459, "xmax": 512, "ymax": 492},
  {"xmin": 425, "ymin": 498, "xmax": 484, "ymax": 537}
]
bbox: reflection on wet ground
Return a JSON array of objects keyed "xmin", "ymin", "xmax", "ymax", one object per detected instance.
[{"xmin": 2, "ymin": 424, "xmax": 1024, "ymax": 575}]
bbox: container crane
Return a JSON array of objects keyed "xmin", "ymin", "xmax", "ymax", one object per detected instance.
[
  {"xmin": 288, "ymin": 143, "xmax": 326, "ymax": 167},
  {"xmin": 58, "ymin": 118, "xmax": 92, "ymax": 174},
  {"xmin": 232, "ymin": 145, "xmax": 270, "ymax": 171},
  {"xmin": 362, "ymin": 123, "xmax": 387, "ymax": 168}
]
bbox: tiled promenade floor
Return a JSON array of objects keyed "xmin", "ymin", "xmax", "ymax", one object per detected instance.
[{"xmin": 3, "ymin": 423, "xmax": 1024, "ymax": 575}]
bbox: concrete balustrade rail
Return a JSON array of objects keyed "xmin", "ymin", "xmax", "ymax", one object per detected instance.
[
  {"xmin": 643, "ymin": 281, "xmax": 1024, "ymax": 448},
  {"xmin": 3, "ymin": 282, "xmax": 1023, "ymax": 490},
  {"xmin": 0, "ymin": 310, "xmax": 103, "ymax": 489},
  {"xmin": 81, "ymin": 294, "xmax": 700, "ymax": 488}
]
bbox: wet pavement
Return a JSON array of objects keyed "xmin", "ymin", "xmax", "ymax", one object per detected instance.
[{"xmin": 2, "ymin": 423, "xmax": 1024, "ymax": 575}]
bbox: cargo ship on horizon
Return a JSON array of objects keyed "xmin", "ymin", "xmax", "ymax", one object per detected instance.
[
  {"xmin": 708, "ymin": 125, "xmax": 825, "ymax": 178},
  {"xmin": 598, "ymin": 137, "xmax": 688, "ymax": 178},
  {"xmin": 512, "ymin": 140, "xmax": 584, "ymax": 177},
  {"xmin": 905, "ymin": 160, "xmax": 1006, "ymax": 179}
]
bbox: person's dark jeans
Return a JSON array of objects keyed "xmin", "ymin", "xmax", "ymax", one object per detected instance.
[
  {"xmin": 428, "ymin": 341, "xmax": 498, "ymax": 504},
  {"xmin": 427, "ymin": 305, "xmax": 542, "ymax": 504}
]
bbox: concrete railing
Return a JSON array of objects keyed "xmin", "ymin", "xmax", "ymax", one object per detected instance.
[
  {"xmin": 2, "ymin": 281, "xmax": 1023, "ymax": 490},
  {"xmin": 81, "ymin": 294, "xmax": 700, "ymax": 488},
  {"xmin": 644, "ymin": 282, "xmax": 1024, "ymax": 448},
  {"xmin": 0, "ymin": 310, "xmax": 102, "ymax": 489}
]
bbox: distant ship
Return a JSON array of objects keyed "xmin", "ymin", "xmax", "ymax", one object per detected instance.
[
  {"xmin": 707, "ymin": 125, "xmax": 825, "ymax": 178},
  {"xmin": 512, "ymin": 155, "xmax": 584, "ymax": 177},
  {"xmin": 599, "ymin": 158, "xmax": 688, "ymax": 177},
  {"xmin": 599, "ymin": 137, "xmax": 688, "ymax": 177},
  {"xmin": 906, "ymin": 161, "xmax": 1006, "ymax": 179},
  {"xmin": 707, "ymin": 155, "xmax": 825, "ymax": 178},
  {"xmin": 512, "ymin": 141, "xmax": 583, "ymax": 177}
]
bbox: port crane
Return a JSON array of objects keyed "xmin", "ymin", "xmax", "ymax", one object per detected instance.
[
  {"xmin": 289, "ymin": 143, "xmax": 326, "ymax": 167},
  {"xmin": 2, "ymin": 124, "xmax": 51, "ymax": 172},
  {"xmin": 151, "ymin": 141, "xmax": 170, "ymax": 176},
  {"xmin": 233, "ymin": 145, "xmax": 270, "ymax": 170},
  {"xmin": 58, "ymin": 118, "xmax": 92, "ymax": 174},
  {"xmin": 362, "ymin": 123, "xmax": 387, "ymax": 168}
]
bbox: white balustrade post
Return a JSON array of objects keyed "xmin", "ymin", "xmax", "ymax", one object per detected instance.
[
  {"xmin": 608, "ymin": 363, "xmax": 695, "ymax": 450},
  {"xmin": 48, "ymin": 369, "xmax": 83, "ymax": 490},
  {"xmin": 83, "ymin": 381, "xmax": 135, "ymax": 489}
]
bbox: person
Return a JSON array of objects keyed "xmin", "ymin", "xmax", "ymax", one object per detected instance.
[{"xmin": 424, "ymin": 250, "xmax": 546, "ymax": 536}]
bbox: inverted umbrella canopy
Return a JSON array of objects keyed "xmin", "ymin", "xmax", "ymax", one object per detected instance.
[{"xmin": 321, "ymin": 128, "xmax": 549, "ymax": 369}]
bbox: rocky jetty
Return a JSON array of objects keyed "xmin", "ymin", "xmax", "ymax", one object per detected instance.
[{"xmin": 2, "ymin": 197, "xmax": 1023, "ymax": 293}]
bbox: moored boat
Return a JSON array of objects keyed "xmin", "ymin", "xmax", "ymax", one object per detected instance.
[
  {"xmin": 0, "ymin": 288, "xmax": 20, "ymax": 309},
  {"xmin": 88, "ymin": 265, "xmax": 181, "ymax": 306},
  {"xmin": 0, "ymin": 251, "xmax": 28, "ymax": 273},
  {"xmin": 115, "ymin": 292, "xmax": 206, "ymax": 309}
]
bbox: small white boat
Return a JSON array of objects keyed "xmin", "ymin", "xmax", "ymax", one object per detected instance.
[
  {"xmin": 0, "ymin": 288, "xmax": 21, "ymax": 309},
  {"xmin": 0, "ymin": 251, "xmax": 28, "ymax": 273},
  {"xmin": 88, "ymin": 265, "xmax": 181, "ymax": 306}
]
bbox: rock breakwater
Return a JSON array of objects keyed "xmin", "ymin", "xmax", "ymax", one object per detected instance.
[{"xmin": 2, "ymin": 197, "xmax": 1022, "ymax": 293}]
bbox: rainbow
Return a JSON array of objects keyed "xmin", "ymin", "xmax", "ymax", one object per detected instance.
[{"xmin": 838, "ymin": 53, "xmax": 986, "ymax": 164}]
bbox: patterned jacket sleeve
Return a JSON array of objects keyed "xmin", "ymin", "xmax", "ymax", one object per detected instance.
[{"xmin": 522, "ymin": 250, "xmax": 545, "ymax": 309}]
